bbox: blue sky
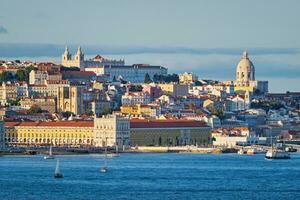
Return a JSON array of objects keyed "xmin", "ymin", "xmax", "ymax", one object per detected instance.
[{"xmin": 0, "ymin": 0, "xmax": 300, "ymax": 92}]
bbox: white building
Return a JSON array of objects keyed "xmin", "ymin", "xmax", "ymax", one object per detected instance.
[
  {"xmin": 29, "ymin": 70, "xmax": 48, "ymax": 85},
  {"xmin": 85, "ymin": 64, "xmax": 167, "ymax": 83},
  {"xmin": 121, "ymin": 92, "xmax": 151, "ymax": 105},
  {"xmin": 61, "ymin": 46, "xmax": 124, "ymax": 70},
  {"xmin": 234, "ymin": 51, "xmax": 268, "ymax": 93},
  {"xmin": 93, "ymin": 115, "xmax": 130, "ymax": 147}
]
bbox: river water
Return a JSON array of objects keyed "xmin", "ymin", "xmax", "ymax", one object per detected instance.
[{"xmin": 0, "ymin": 153, "xmax": 300, "ymax": 200}]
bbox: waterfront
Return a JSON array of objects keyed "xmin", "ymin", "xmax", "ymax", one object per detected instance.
[{"xmin": 1, "ymin": 153, "xmax": 300, "ymax": 200}]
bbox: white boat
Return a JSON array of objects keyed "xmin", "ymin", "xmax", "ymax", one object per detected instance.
[
  {"xmin": 44, "ymin": 146, "xmax": 54, "ymax": 159},
  {"xmin": 265, "ymin": 136, "xmax": 290, "ymax": 159},
  {"xmin": 265, "ymin": 150, "xmax": 290, "ymax": 159},
  {"xmin": 238, "ymin": 149, "xmax": 247, "ymax": 155},
  {"xmin": 100, "ymin": 139, "xmax": 108, "ymax": 173},
  {"xmin": 54, "ymin": 159, "xmax": 63, "ymax": 178}
]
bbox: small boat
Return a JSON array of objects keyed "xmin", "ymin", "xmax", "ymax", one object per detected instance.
[
  {"xmin": 238, "ymin": 149, "xmax": 247, "ymax": 155},
  {"xmin": 54, "ymin": 159, "xmax": 63, "ymax": 178},
  {"xmin": 285, "ymin": 146, "xmax": 297, "ymax": 152},
  {"xmin": 100, "ymin": 140, "xmax": 108, "ymax": 173},
  {"xmin": 44, "ymin": 146, "xmax": 54, "ymax": 159}
]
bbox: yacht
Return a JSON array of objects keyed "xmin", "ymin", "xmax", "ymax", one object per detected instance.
[
  {"xmin": 44, "ymin": 146, "xmax": 54, "ymax": 159},
  {"xmin": 100, "ymin": 141, "xmax": 108, "ymax": 173}
]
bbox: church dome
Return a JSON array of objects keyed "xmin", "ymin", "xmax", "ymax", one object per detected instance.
[{"xmin": 236, "ymin": 51, "xmax": 255, "ymax": 84}]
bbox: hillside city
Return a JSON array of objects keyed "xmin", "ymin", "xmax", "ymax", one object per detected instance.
[{"xmin": 0, "ymin": 46, "xmax": 299, "ymax": 153}]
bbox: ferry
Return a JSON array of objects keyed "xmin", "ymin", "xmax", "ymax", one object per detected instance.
[{"xmin": 265, "ymin": 150, "xmax": 290, "ymax": 159}]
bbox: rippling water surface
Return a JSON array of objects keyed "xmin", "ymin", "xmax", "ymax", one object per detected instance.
[{"xmin": 1, "ymin": 153, "xmax": 300, "ymax": 200}]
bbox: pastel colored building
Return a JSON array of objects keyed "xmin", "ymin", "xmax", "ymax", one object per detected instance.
[{"xmin": 130, "ymin": 119, "xmax": 211, "ymax": 146}]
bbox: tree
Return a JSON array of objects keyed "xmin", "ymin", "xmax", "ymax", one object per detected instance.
[
  {"xmin": 0, "ymin": 71, "xmax": 14, "ymax": 82},
  {"xmin": 144, "ymin": 73, "xmax": 152, "ymax": 83},
  {"xmin": 28, "ymin": 105, "xmax": 43, "ymax": 113},
  {"xmin": 16, "ymin": 69, "xmax": 26, "ymax": 81},
  {"xmin": 211, "ymin": 107, "xmax": 225, "ymax": 120}
]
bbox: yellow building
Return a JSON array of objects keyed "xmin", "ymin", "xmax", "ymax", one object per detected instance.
[
  {"xmin": 130, "ymin": 119, "xmax": 211, "ymax": 146},
  {"xmin": 179, "ymin": 72, "xmax": 198, "ymax": 85},
  {"xmin": 4, "ymin": 121, "xmax": 94, "ymax": 147},
  {"xmin": 120, "ymin": 104, "xmax": 160, "ymax": 117}
]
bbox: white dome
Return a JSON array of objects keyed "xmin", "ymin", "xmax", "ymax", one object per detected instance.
[{"xmin": 236, "ymin": 51, "xmax": 255, "ymax": 84}]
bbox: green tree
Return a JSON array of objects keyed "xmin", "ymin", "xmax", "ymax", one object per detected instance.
[
  {"xmin": 144, "ymin": 73, "xmax": 152, "ymax": 83},
  {"xmin": 16, "ymin": 69, "xmax": 26, "ymax": 81},
  {"xmin": 0, "ymin": 71, "xmax": 14, "ymax": 82}
]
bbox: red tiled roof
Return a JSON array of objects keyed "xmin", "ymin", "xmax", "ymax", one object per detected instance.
[
  {"xmin": 5, "ymin": 121, "xmax": 94, "ymax": 128},
  {"xmin": 130, "ymin": 119, "xmax": 208, "ymax": 128}
]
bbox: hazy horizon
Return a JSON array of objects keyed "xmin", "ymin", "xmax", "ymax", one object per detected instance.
[{"xmin": 1, "ymin": 0, "xmax": 300, "ymax": 92}]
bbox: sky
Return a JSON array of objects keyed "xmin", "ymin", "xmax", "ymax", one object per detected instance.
[{"xmin": 0, "ymin": 0, "xmax": 300, "ymax": 92}]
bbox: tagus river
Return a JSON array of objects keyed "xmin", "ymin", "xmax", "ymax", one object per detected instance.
[{"xmin": 1, "ymin": 153, "xmax": 300, "ymax": 200}]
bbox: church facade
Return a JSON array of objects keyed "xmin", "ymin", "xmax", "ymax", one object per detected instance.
[{"xmin": 61, "ymin": 46, "xmax": 125, "ymax": 70}]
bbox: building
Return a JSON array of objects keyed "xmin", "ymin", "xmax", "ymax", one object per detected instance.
[
  {"xmin": 130, "ymin": 119, "xmax": 211, "ymax": 146},
  {"xmin": 61, "ymin": 71, "xmax": 97, "ymax": 82},
  {"xmin": 120, "ymin": 104, "xmax": 161, "ymax": 117},
  {"xmin": 93, "ymin": 115, "xmax": 130, "ymax": 147},
  {"xmin": 0, "ymin": 82, "xmax": 17, "ymax": 104},
  {"xmin": 46, "ymin": 80, "xmax": 70, "ymax": 97},
  {"xmin": 85, "ymin": 64, "xmax": 167, "ymax": 83},
  {"xmin": 179, "ymin": 72, "xmax": 198, "ymax": 84},
  {"xmin": 61, "ymin": 46, "xmax": 124, "ymax": 70},
  {"xmin": 28, "ymin": 84, "xmax": 48, "ymax": 97},
  {"xmin": 4, "ymin": 121, "xmax": 94, "ymax": 147},
  {"xmin": 0, "ymin": 118, "xmax": 5, "ymax": 149},
  {"xmin": 29, "ymin": 70, "xmax": 48, "ymax": 85},
  {"xmin": 91, "ymin": 101, "xmax": 112, "ymax": 116},
  {"xmin": 57, "ymin": 85, "xmax": 86, "ymax": 115},
  {"xmin": 158, "ymin": 83, "xmax": 189, "ymax": 97},
  {"xmin": 234, "ymin": 51, "xmax": 268, "ymax": 93},
  {"xmin": 20, "ymin": 97, "xmax": 57, "ymax": 113},
  {"xmin": 121, "ymin": 92, "xmax": 151, "ymax": 105}
]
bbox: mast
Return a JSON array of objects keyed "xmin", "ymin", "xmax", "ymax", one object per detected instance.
[
  {"xmin": 55, "ymin": 159, "xmax": 61, "ymax": 175},
  {"xmin": 104, "ymin": 137, "xmax": 107, "ymax": 167},
  {"xmin": 49, "ymin": 146, "xmax": 53, "ymax": 156}
]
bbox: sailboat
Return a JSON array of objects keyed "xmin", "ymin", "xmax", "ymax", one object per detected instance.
[
  {"xmin": 265, "ymin": 136, "xmax": 290, "ymax": 159},
  {"xmin": 100, "ymin": 140, "xmax": 108, "ymax": 173},
  {"xmin": 44, "ymin": 146, "xmax": 54, "ymax": 159},
  {"xmin": 54, "ymin": 159, "xmax": 63, "ymax": 178}
]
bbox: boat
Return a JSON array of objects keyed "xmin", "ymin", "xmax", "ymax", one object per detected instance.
[
  {"xmin": 100, "ymin": 140, "xmax": 108, "ymax": 173},
  {"xmin": 265, "ymin": 137, "xmax": 290, "ymax": 159},
  {"xmin": 54, "ymin": 159, "xmax": 63, "ymax": 178},
  {"xmin": 265, "ymin": 150, "xmax": 290, "ymax": 159},
  {"xmin": 285, "ymin": 146, "xmax": 297, "ymax": 152},
  {"xmin": 238, "ymin": 148, "xmax": 247, "ymax": 155},
  {"xmin": 44, "ymin": 146, "xmax": 54, "ymax": 159}
]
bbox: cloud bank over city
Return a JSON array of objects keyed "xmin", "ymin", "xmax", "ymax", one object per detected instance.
[{"xmin": 0, "ymin": 0, "xmax": 300, "ymax": 92}]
